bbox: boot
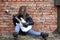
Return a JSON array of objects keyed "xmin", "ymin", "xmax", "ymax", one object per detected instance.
[
  {"xmin": 13, "ymin": 32, "xmax": 18, "ymax": 40},
  {"xmin": 41, "ymin": 32, "xmax": 49, "ymax": 40}
]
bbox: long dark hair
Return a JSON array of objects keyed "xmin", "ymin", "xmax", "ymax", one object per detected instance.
[{"xmin": 18, "ymin": 6, "xmax": 27, "ymax": 21}]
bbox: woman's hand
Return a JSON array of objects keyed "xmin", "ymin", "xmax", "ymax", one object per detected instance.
[{"xmin": 22, "ymin": 23, "xmax": 29, "ymax": 27}]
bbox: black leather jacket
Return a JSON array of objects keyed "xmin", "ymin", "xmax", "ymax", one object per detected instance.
[{"xmin": 12, "ymin": 13, "xmax": 34, "ymax": 26}]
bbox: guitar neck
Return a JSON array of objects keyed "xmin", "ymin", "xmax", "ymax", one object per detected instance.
[{"xmin": 15, "ymin": 17, "xmax": 21, "ymax": 23}]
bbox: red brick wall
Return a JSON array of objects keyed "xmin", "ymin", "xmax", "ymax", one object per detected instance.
[{"xmin": 0, "ymin": 0, "xmax": 57, "ymax": 34}]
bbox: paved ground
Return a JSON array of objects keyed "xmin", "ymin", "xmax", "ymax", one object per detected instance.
[{"xmin": 0, "ymin": 33, "xmax": 60, "ymax": 40}]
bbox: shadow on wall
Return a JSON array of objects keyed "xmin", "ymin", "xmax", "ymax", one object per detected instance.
[{"xmin": 53, "ymin": 0, "xmax": 60, "ymax": 34}]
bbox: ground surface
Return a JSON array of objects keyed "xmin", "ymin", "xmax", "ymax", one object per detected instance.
[{"xmin": 0, "ymin": 33, "xmax": 60, "ymax": 40}]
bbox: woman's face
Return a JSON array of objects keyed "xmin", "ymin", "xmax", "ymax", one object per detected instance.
[{"xmin": 19, "ymin": 6, "xmax": 26, "ymax": 15}]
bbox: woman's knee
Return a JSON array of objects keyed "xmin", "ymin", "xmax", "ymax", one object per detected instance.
[
  {"xmin": 15, "ymin": 23, "xmax": 21, "ymax": 32},
  {"xmin": 16, "ymin": 23, "xmax": 20, "ymax": 26}
]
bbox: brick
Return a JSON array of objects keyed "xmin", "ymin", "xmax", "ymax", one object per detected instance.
[
  {"xmin": 43, "ymin": 12, "xmax": 51, "ymax": 15},
  {"xmin": 34, "ymin": 0, "xmax": 39, "ymax": 2},
  {"xmin": 22, "ymin": 0, "xmax": 25, "ymax": 1},
  {"xmin": 8, "ymin": 0, "xmax": 12, "ymax": 1},
  {"xmin": 51, "ymin": 19, "xmax": 57, "ymax": 25},
  {"xmin": 12, "ymin": 0, "xmax": 17, "ymax": 1},
  {"xmin": 50, "ymin": 25, "xmax": 57, "ymax": 32},
  {"xmin": 44, "ymin": 0, "xmax": 48, "ymax": 2},
  {"xmin": 0, "ymin": 24, "xmax": 9, "ymax": 27},
  {"xmin": 39, "ymin": 0, "xmax": 44, "ymax": 2},
  {"xmin": 26, "ymin": 0, "xmax": 29, "ymax": 1},
  {"xmin": 32, "ymin": 24, "xmax": 43, "ymax": 31},
  {"xmin": 45, "ymin": 19, "xmax": 51, "ymax": 25},
  {"xmin": 42, "ymin": 27, "xmax": 49, "ymax": 32},
  {"xmin": 30, "ymin": 0, "xmax": 34, "ymax": 2},
  {"xmin": 50, "ymin": 15, "xmax": 57, "ymax": 19},
  {"xmin": 17, "ymin": 0, "xmax": 21, "ymax": 1},
  {"xmin": 43, "ymin": 15, "xmax": 51, "ymax": 19},
  {"xmin": 36, "ymin": 2, "xmax": 43, "ymax": 4},
  {"xmin": 3, "ymin": 0, "xmax": 7, "ymax": 2},
  {"xmin": 0, "ymin": 9, "xmax": 2, "ymax": 12},
  {"xmin": 0, "ymin": 0, "xmax": 2, "ymax": 2},
  {"xmin": 28, "ymin": 3, "xmax": 36, "ymax": 7},
  {"xmin": 0, "ymin": 4, "xmax": 5, "ymax": 8}
]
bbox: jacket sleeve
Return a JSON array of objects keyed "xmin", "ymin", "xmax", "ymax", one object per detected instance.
[
  {"xmin": 26, "ymin": 14, "xmax": 34, "ymax": 25},
  {"xmin": 12, "ymin": 14, "xmax": 17, "ymax": 26}
]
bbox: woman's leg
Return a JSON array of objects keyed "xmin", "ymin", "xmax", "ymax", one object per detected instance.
[
  {"xmin": 14, "ymin": 23, "xmax": 21, "ymax": 33},
  {"xmin": 13, "ymin": 23, "xmax": 21, "ymax": 40},
  {"xmin": 28, "ymin": 29, "xmax": 49, "ymax": 40},
  {"xmin": 27, "ymin": 29, "xmax": 41, "ymax": 36}
]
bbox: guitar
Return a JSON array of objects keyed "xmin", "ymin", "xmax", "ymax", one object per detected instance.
[{"xmin": 15, "ymin": 17, "xmax": 32, "ymax": 32}]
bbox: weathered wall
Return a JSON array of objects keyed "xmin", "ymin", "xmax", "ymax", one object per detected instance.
[{"xmin": 0, "ymin": 0, "xmax": 57, "ymax": 34}]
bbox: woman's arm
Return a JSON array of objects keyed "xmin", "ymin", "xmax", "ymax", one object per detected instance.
[
  {"xmin": 12, "ymin": 15, "xmax": 17, "ymax": 26},
  {"xmin": 26, "ymin": 14, "xmax": 34, "ymax": 25},
  {"xmin": 12, "ymin": 14, "xmax": 19, "ymax": 26}
]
